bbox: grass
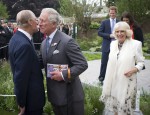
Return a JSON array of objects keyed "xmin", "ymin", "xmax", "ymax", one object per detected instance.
[{"xmin": 83, "ymin": 52, "xmax": 101, "ymax": 61}]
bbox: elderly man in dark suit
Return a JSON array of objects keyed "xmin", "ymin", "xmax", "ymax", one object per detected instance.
[
  {"xmin": 39, "ymin": 8, "xmax": 88, "ymax": 115},
  {"xmin": 98, "ymin": 6, "xmax": 119, "ymax": 84},
  {"xmin": 9, "ymin": 10, "xmax": 45, "ymax": 115}
]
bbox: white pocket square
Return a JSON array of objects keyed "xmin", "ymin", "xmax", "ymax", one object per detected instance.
[
  {"xmin": 53, "ymin": 50, "xmax": 59, "ymax": 55},
  {"xmin": 51, "ymin": 43, "xmax": 57, "ymax": 47}
]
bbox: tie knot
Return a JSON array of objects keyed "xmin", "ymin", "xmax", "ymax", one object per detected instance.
[{"xmin": 112, "ymin": 18, "xmax": 115, "ymax": 22}]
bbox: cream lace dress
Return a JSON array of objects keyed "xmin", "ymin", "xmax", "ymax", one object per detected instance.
[{"xmin": 100, "ymin": 39, "xmax": 144, "ymax": 115}]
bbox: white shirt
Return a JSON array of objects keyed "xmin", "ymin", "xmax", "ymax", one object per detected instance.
[
  {"xmin": 18, "ymin": 28, "xmax": 32, "ymax": 41},
  {"xmin": 47, "ymin": 29, "xmax": 57, "ymax": 44}
]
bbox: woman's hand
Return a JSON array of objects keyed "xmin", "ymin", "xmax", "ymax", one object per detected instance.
[{"xmin": 124, "ymin": 67, "xmax": 138, "ymax": 77}]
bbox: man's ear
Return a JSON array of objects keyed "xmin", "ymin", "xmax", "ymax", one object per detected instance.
[{"xmin": 28, "ymin": 19, "xmax": 33, "ymax": 26}]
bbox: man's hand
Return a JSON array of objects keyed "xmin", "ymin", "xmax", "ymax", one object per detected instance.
[
  {"xmin": 18, "ymin": 106, "xmax": 25, "ymax": 115},
  {"xmin": 110, "ymin": 34, "xmax": 115, "ymax": 38},
  {"xmin": 50, "ymin": 71, "xmax": 63, "ymax": 81}
]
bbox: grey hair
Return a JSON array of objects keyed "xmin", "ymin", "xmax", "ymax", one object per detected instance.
[
  {"xmin": 41, "ymin": 8, "xmax": 60, "ymax": 25},
  {"xmin": 113, "ymin": 21, "xmax": 132, "ymax": 39},
  {"xmin": 16, "ymin": 10, "xmax": 36, "ymax": 27}
]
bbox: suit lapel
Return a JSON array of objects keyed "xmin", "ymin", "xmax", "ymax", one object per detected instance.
[
  {"xmin": 41, "ymin": 39, "xmax": 47, "ymax": 65},
  {"xmin": 47, "ymin": 31, "xmax": 61, "ymax": 62}
]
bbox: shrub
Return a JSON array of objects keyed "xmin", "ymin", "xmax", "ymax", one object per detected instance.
[
  {"xmin": 143, "ymin": 33, "xmax": 150, "ymax": 54},
  {"xmin": 140, "ymin": 92, "xmax": 150, "ymax": 115},
  {"xmin": 76, "ymin": 33, "xmax": 102, "ymax": 52},
  {"xmin": 83, "ymin": 84, "xmax": 104, "ymax": 115},
  {"xmin": 89, "ymin": 22, "xmax": 100, "ymax": 29},
  {"xmin": 0, "ymin": 61, "xmax": 17, "ymax": 111}
]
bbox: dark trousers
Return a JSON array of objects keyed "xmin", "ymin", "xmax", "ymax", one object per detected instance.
[
  {"xmin": 99, "ymin": 52, "xmax": 109, "ymax": 80},
  {"xmin": 24, "ymin": 108, "xmax": 43, "ymax": 115},
  {"xmin": 52, "ymin": 101, "xmax": 84, "ymax": 115}
]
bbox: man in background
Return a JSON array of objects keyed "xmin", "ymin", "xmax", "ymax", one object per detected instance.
[{"xmin": 98, "ymin": 6, "xmax": 119, "ymax": 84}]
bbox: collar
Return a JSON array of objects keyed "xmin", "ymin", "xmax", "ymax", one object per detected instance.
[
  {"xmin": 18, "ymin": 28, "xmax": 32, "ymax": 41},
  {"xmin": 110, "ymin": 18, "xmax": 116, "ymax": 21},
  {"xmin": 48, "ymin": 29, "xmax": 57, "ymax": 39}
]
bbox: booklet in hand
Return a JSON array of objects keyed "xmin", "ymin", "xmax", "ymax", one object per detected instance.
[{"xmin": 47, "ymin": 64, "xmax": 68, "ymax": 78}]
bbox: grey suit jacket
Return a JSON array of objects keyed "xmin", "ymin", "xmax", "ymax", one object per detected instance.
[{"xmin": 41, "ymin": 30, "xmax": 88, "ymax": 106}]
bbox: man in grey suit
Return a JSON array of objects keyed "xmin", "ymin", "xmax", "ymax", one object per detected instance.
[
  {"xmin": 9, "ymin": 10, "xmax": 45, "ymax": 115},
  {"xmin": 98, "ymin": 6, "xmax": 119, "ymax": 84},
  {"xmin": 39, "ymin": 8, "xmax": 88, "ymax": 115}
]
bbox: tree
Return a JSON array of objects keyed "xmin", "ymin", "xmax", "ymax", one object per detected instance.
[
  {"xmin": 2, "ymin": 0, "xmax": 60, "ymax": 19},
  {"xmin": 0, "ymin": 1, "xmax": 8, "ymax": 19},
  {"xmin": 59, "ymin": 0, "xmax": 101, "ymax": 35},
  {"xmin": 59, "ymin": 0, "xmax": 74, "ymax": 17},
  {"xmin": 115, "ymin": 0, "xmax": 150, "ymax": 24}
]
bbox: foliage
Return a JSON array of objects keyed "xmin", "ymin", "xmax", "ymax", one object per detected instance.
[
  {"xmin": 115, "ymin": 0, "xmax": 150, "ymax": 24},
  {"xmin": 1, "ymin": 0, "xmax": 60, "ymax": 19},
  {"xmin": 76, "ymin": 32, "xmax": 102, "ymax": 51},
  {"xmin": 0, "ymin": 1, "xmax": 8, "ymax": 19},
  {"xmin": 105, "ymin": 0, "xmax": 115, "ymax": 7},
  {"xmin": 59, "ymin": 0, "xmax": 74, "ymax": 17},
  {"xmin": 0, "ymin": 109, "xmax": 17, "ymax": 115},
  {"xmin": 140, "ymin": 91, "xmax": 150, "ymax": 115},
  {"xmin": 89, "ymin": 22, "xmax": 100, "ymax": 29},
  {"xmin": 83, "ymin": 84, "xmax": 104, "ymax": 115},
  {"xmin": 83, "ymin": 52, "xmax": 101, "ymax": 61},
  {"xmin": 59, "ymin": 0, "xmax": 101, "ymax": 34},
  {"xmin": 143, "ymin": 33, "xmax": 150, "ymax": 54},
  {"xmin": 0, "ymin": 61, "xmax": 17, "ymax": 111},
  {"xmin": 43, "ymin": 97, "xmax": 54, "ymax": 115}
]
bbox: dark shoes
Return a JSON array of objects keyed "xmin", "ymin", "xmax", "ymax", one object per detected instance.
[
  {"xmin": 99, "ymin": 77, "xmax": 104, "ymax": 82},
  {"xmin": 98, "ymin": 77, "xmax": 104, "ymax": 86}
]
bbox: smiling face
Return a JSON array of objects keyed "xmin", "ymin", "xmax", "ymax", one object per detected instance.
[
  {"xmin": 109, "ymin": 9, "xmax": 117, "ymax": 19},
  {"xmin": 39, "ymin": 12, "xmax": 57, "ymax": 36},
  {"xmin": 115, "ymin": 29, "xmax": 126, "ymax": 43}
]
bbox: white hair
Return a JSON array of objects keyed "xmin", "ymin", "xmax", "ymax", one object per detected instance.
[
  {"xmin": 41, "ymin": 8, "xmax": 60, "ymax": 25},
  {"xmin": 16, "ymin": 10, "xmax": 36, "ymax": 27},
  {"xmin": 113, "ymin": 21, "xmax": 133, "ymax": 39}
]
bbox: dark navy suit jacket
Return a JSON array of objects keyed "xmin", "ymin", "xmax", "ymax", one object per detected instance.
[
  {"xmin": 9, "ymin": 31, "xmax": 45, "ymax": 111},
  {"xmin": 98, "ymin": 19, "xmax": 119, "ymax": 52}
]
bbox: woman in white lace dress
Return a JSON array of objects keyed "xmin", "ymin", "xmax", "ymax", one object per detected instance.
[{"xmin": 100, "ymin": 22, "xmax": 144, "ymax": 115}]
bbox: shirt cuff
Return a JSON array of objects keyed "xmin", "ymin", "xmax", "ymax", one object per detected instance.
[{"xmin": 61, "ymin": 72, "xmax": 65, "ymax": 81}]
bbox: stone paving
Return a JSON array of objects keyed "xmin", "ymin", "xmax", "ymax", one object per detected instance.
[{"xmin": 80, "ymin": 59, "xmax": 150, "ymax": 115}]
